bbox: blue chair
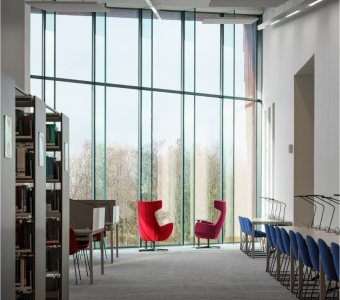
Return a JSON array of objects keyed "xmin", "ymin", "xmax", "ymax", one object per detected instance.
[
  {"xmin": 275, "ymin": 227, "xmax": 290, "ymax": 287},
  {"xmin": 244, "ymin": 218, "xmax": 266, "ymax": 257},
  {"xmin": 319, "ymin": 239, "xmax": 339, "ymax": 299},
  {"xmin": 238, "ymin": 216, "xmax": 246, "ymax": 252},
  {"xmin": 265, "ymin": 224, "xmax": 276, "ymax": 274},
  {"xmin": 288, "ymin": 230, "xmax": 299, "ymax": 262},
  {"xmin": 296, "ymin": 232, "xmax": 314, "ymax": 299},
  {"xmin": 331, "ymin": 243, "xmax": 339, "ymax": 280},
  {"xmin": 269, "ymin": 225, "xmax": 278, "ymax": 277},
  {"xmin": 306, "ymin": 235, "xmax": 320, "ymax": 299}
]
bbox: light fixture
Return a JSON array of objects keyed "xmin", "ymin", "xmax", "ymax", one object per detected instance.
[
  {"xmin": 270, "ymin": 20, "xmax": 280, "ymax": 25},
  {"xmin": 145, "ymin": 0, "xmax": 162, "ymax": 22},
  {"xmin": 286, "ymin": 10, "xmax": 300, "ymax": 17},
  {"xmin": 25, "ymin": 1, "xmax": 109, "ymax": 13},
  {"xmin": 309, "ymin": 0, "xmax": 322, "ymax": 6},
  {"xmin": 202, "ymin": 17, "xmax": 258, "ymax": 24}
]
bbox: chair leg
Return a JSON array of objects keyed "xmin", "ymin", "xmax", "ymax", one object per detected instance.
[
  {"xmin": 139, "ymin": 241, "xmax": 168, "ymax": 252},
  {"xmin": 73, "ymin": 254, "xmax": 78, "ymax": 285},
  {"xmin": 76, "ymin": 252, "xmax": 81, "ymax": 284},
  {"xmin": 83, "ymin": 249, "xmax": 89, "ymax": 277},
  {"xmin": 105, "ymin": 241, "xmax": 107, "ymax": 259}
]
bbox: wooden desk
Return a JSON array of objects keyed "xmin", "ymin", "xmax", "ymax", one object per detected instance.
[
  {"xmin": 74, "ymin": 228, "xmax": 105, "ymax": 284},
  {"xmin": 247, "ymin": 218, "xmax": 292, "ymax": 259},
  {"xmin": 105, "ymin": 221, "xmax": 119, "ymax": 263},
  {"xmin": 276, "ymin": 226, "xmax": 340, "ymax": 300}
]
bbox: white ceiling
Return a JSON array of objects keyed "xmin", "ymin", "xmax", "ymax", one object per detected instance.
[
  {"xmin": 102, "ymin": 0, "xmax": 265, "ymax": 14},
  {"xmin": 210, "ymin": 0, "xmax": 289, "ymax": 8}
]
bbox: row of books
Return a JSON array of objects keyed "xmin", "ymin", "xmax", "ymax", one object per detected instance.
[
  {"xmin": 16, "ymin": 291, "xmax": 33, "ymax": 300},
  {"xmin": 46, "ymin": 277, "xmax": 60, "ymax": 292},
  {"xmin": 46, "ymin": 247, "xmax": 61, "ymax": 272},
  {"xmin": 46, "ymin": 157, "xmax": 61, "ymax": 180},
  {"xmin": 15, "ymin": 257, "xmax": 33, "ymax": 287},
  {"xmin": 46, "ymin": 219, "xmax": 60, "ymax": 241},
  {"xmin": 16, "ymin": 110, "xmax": 33, "ymax": 137},
  {"xmin": 16, "ymin": 186, "xmax": 33, "ymax": 213},
  {"xmin": 16, "ymin": 149, "xmax": 34, "ymax": 177},
  {"xmin": 46, "ymin": 124, "xmax": 61, "ymax": 147},
  {"xmin": 16, "ymin": 219, "xmax": 33, "ymax": 250},
  {"xmin": 46, "ymin": 190, "xmax": 60, "ymax": 211}
]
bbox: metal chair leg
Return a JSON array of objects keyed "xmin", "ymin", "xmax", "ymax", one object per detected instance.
[
  {"xmin": 73, "ymin": 254, "xmax": 79, "ymax": 285},
  {"xmin": 83, "ymin": 249, "xmax": 89, "ymax": 277},
  {"xmin": 76, "ymin": 252, "xmax": 81, "ymax": 284}
]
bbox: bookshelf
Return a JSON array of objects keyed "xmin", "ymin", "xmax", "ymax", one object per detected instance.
[
  {"xmin": 15, "ymin": 94, "xmax": 46, "ymax": 299},
  {"xmin": 1, "ymin": 72, "xmax": 16, "ymax": 300},
  {"xmin": 46, "ymin": 111, "xmax": 69, "ymax": 300}
]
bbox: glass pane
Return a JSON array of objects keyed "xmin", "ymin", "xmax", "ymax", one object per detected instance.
[
  {"xmin": 223, "ymin": 99, "xmax": 234, "ymax": 242},
  {"xmin": 31, "ymin": 78, "xmax": 42, "ymax": 100},
  {"xmin": 224, "ymin": 21, "xmax": 234, "ymax": 97},
  {"xmin": 142, "ymin": 10, "xmax": 152, "ymax": 88},
  {"xmin": 56, "ymin": 82, "xmax": 92, "ymax": 199},
  {"xmin": 95, "ymin": 86, "xmax": 105, "ymax": 199},
  {"xmin": 141, "ymin": 91, "xmax": 152, "ymax": 201},
  {"xmin": 195, "ymin": 96, "xmax": 220, "ymax": 244},
  {"xmin": 106, "ymin": 87, "xmax": 138, "ymax": 247},
  {"xmin": 184, "ymin": 95, "xmax": 195, "ymax": 244},
  {"xmin": 56, "ymin": 13, "xmax": 92, "ymax": 81},
  {"xmin": 45, "ymin": 12, "xmax": 55, "ymax": 77},
  {"xmin": 107, "ymin": 9, "xmax": 139, "ymax": 86},
  {"xmin": 95, "ymin": 13, "xmax": 105, "ymax": 83},
  {"xmin": 234, "ymin": 100, "xmax": 256, "ymax": 242},
  {"xmin": 31, "ymin": 8, "xmax": 42, "ymax": 76},
  {"xmin": 196, "ymin": 13, "xmax": 220, "ymax": 95},
  {"xmin": 153, "ymin": 11, "xmax": 181, "ymax": 91},
  {"xmin": 184, "ymin": 11, "xmax": 195, "ymax": 93},
  {"xmin": 153, "ymin": 92, "xmax": 181, "ymax": 245},
  {"xmin": 45, "ymin": 80, "xmax": 54, "ymax": 109},
  {"xmin": 235, "ymin": 23, "xmax": 257, "ymax": 99}
]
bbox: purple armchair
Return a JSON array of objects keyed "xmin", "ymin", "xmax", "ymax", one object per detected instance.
[{"xmin": 195, "ymin": 200, "xmax": 226, "ymax": 249}]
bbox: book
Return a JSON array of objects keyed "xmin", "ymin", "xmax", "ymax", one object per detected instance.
[
  {"xmin": 20, "ymin": 260, "xmax": 24, "ymax": 287},
  {"xmin": 46, "ymin": 124, "xmax": 56, "ymax": 146}
]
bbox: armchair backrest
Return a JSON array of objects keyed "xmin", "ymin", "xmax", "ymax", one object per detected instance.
[
  {"xmin": 213, "ymin": 200, "xmax": 226, "ymax": 236},
  {"xmin": 137, "ymin": 200, "xmax": 162, "ymax": 241}
]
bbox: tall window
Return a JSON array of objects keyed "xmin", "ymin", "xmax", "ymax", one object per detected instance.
[{"xmin": 31, "ymin": 8, "xmax": 260, "ymax": 246}]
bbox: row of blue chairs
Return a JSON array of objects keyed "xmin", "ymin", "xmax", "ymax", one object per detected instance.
[
  {"xmin": 238, "ymin": 216, "xmax": 267, "ymax": 257},
  {"xmin": 265, "ymin": 224, "xmax": 339, "ymax": 299}
]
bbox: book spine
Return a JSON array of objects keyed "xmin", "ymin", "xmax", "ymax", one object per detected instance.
[
  {"xmin": 46, "ymin": 156, "xmax": 49, "ymax": 179},
  {"xmin": 50, "ymin": 124, "xmax": 55, "ymax": 145},
  {"xmin": 24, "ymin": 261, "xmax": 27, "ymax": 286},
  {"xmin": 15, "ymin": 218, "xmax": 19, "ymax": 249},
  {"xmin": 20, "ymin": 260, "xmax": 24, "ymax": 287},
  {"xmin": 21, "ymin": 186, "xmax": 23, "ymax": 213},
  {"xmin": 23, "ymin": 186, "xmax": 27, "ymax": 213}
]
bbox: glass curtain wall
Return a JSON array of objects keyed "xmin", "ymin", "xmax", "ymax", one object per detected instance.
[{"xmin": 31, "ymin": 7, "xmax": 260, "ymax": 246}]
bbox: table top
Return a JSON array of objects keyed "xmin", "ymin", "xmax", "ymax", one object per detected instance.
[
  {"xmin": 277, "ymin": 225, "xmax": 340, "ymax": 246},
  {"xmin": 250, "ymin": 218, "xmax": 292, "ymax": 225},
  {"xmin": 105, "ymin": 221, "xmax": 119, "ymax": 226},
  {"xmin": 73, "ymin": 228, "xmax": 104, "ymax": 235}
]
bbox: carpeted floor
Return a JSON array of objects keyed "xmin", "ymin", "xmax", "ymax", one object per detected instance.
[{"xmin": 69, "ymin": 244, "xmax": 297, "ymax": 300}]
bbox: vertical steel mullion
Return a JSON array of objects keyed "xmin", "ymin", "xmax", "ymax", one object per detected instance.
[
  {"xmin": 42, "ymin": 11, "xmax": 46, "ymax": 102},
  {"xmin": 92, "ymin": 12, "xmax": 96, "ymax": 200},
  {"xmin": 180, "ymin": 11, "xmax": 185, "ymax": 246},
  {"xmin": 151, "ymin": 11, "xmax": 153, "ymax": 202},
  {"xmin": 193, "ymin": 8, "xmax": 196, "ymax": 246},
  {"xmin": 138, "ymin": 9, "xmax": 143, "ymax": 248},
  {"xmin": 232, "ymin": 15, "xmax": 235, "ymax": 244},
  {"xmin": 219, "ymin": 14, "xmax": 224, "ymax": 244},
  {"xmin": 104, "ymin": 11, "xmax": 107, "ymax": 200}
]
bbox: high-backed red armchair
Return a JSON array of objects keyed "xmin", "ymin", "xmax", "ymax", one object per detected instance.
[
  {"xmin": 137, "ymin": 200, "xmax": 173, "ymax": 252},
  {"xmin": 195, "ymin": 200, "xmax": 226, "ymax": 249}
]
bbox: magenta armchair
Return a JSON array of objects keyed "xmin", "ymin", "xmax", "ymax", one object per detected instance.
[{"xmin": 195, "ymin": 200, "xmax": 226, "ymax": 249}]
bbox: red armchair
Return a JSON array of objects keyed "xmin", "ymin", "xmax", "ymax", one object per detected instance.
[
  {"xmin": 195, "ymin": 200, "xmax": 226, "ymax": 249},
  {"xmin": 137, "ymin": 200, "xmax": 173, "ymax": 252}
]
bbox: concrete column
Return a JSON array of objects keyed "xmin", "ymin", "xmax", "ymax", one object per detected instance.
[{"xmin": 2, "ymin": 0, "xmax": 30, "ymax": 93}]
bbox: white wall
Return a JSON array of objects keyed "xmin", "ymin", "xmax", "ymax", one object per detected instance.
[{"xmin": 262, "ymin": 0, "xmax": 339, "ymax": 228}]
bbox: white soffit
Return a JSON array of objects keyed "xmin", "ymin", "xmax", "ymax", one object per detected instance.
[
  {"xmin": 210, "ymin": 0, "xmax": 288, "ymax": 7},
  {"xmin": 25, "ymin": 1, "xmax": 110, "ymax": 13},
  {"xmin": 203, "ymin": 16, "xmax": 258, "ymax": 24}
]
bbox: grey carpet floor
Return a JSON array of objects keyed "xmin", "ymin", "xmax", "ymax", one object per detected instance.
[{"xmin": 69, "ymin": 244, "xmax": 296, "ymax": 300}]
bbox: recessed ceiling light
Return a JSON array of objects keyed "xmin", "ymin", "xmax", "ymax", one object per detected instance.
[
  {"xmin": 270, "ymin": 20, "xmax": 280, "ymax": 25},
  {"xmin": 145, "ymin": 0, "xmax": 162, "ymax": 22},
  {"xmin": 309, "ymin": 0, "xmax": 322, "ymax": 6},
  {"xmin": 202, "ymin": 17, "xmax": 258, "ymax": 24},
  {"xmin": 286, "ymin": 10, "xmax": 300, "ymax": 17}
]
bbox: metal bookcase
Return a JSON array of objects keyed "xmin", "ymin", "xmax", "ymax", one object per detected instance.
[
  {"xmin": 15, "ymin": 94, "xmax": 46, "ymax": 299},
  {"xmin": 46, "ymin": 111, "xmax": 69, "ymax": 300}
]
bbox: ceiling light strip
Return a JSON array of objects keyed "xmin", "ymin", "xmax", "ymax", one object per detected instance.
[
  {"xmin": 145, "ymin": 0, "xmax": 162, "ymax": 22},
  {"xmin": 257, "ymin": 0, "xmax": 325, "ymax": 30}
]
